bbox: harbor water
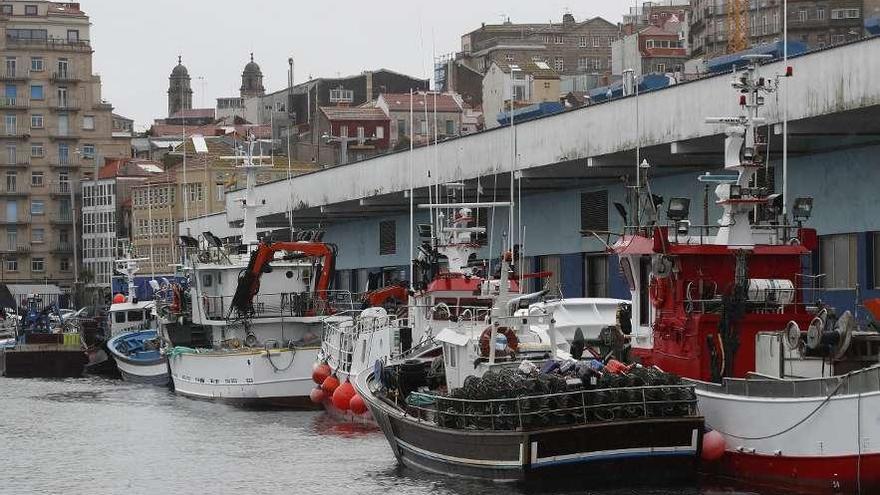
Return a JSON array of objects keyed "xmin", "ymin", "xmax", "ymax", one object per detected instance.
[{"xmin": 1, "ymin": 377, "xmax": 758, "ymax": 495}]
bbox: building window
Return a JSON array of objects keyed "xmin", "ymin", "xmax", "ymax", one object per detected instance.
[
  {"xmin": 6, "ymin": 226, "xmax": 16, "ymax": 250},
  {"xmin": 60, "ymin": 258, "xmax": 70, "ymax": 271},
  {"xmin": 82, "ymin": 144, "xmax": 95, "ymax": 158},
  {"xmin": 831, "ymin": 8, "xmax": 860, "ymax": 19},
  {"xmin": 215, "ymin": 183, "xmax": 224, "ymax": 202},
  {"xmin": 607, "ymin": 37, "xmax": 614, "ymax": 47},
  {"xmin": 32, "ymin": 228, "xmax": 44, "ymax": 243},
  {"xmin": 817, "ymin": 8, "xmax": 826, "ymax": 20},
  {"xmin": 577, "ymin": 57, "xmax": 587, "ymax": 70},
  {"xmin": 31, "ymin": 143, "xmax": 43, "ymax": 157},
  {"xmin": 5, "ymin": 171, "xmax": 15, "ymax": 192},
  {"xmin": 31, "ymin": 171, "xmax": 43, "ymax": 187},
  {"xmin": 798, "ymin": 9, "xmax": 807, "ymax": 22},
  {"xmin": 379, "ymin": 220, "xmax": 396, "ymax": 255},
  {"xmin": 656, "ymin": 63, "xmax": 667, "ymax": 72},
  {"xmin": 542, "ymin": 35, "xmax": 551, "ymax": 43},
  {"xmin": 397, "ymin": 119, "xmax": 406, "ymax": 137},
  {"xmin": 25, "ymin": 5, "xmax": 37, "ymax": 16},
  {"xmin": 31, "ymin": 199, "xmax": 44, "ymax": 215},
  {"xmin": 30, "ymin": 57, "xmax": 43, "ymax": 72},
  {"xmin": 554, "ymin": 57, "xmax": 564, "ymax": 72},
  {"xmin": 30, "ymin": 114, "xmax": 43, "ymax": 129},
  {"xmin": 580, "ymin": 190, "xmax": 608, "ymax": 233},
  {"xmin": 819, "ymin": 234, "xmax": 856, "ymax": 289},
  {"xmin": 445, "ymin": 120, "xmax": 454, "ymax": 135},
  {"xmin": 593, "ymin": 58, "xmax": 602, "ymax": 70},
  {"xmin": 5, "ymin": 258, "xmax": 17, "ymax": 272},
  {"xmin": 32, "ymin": 257, "xmax": 44, "ymax": 273},
  {"xmin": 0, "ymin": 5, "xmax": 11, "ymax": 15},
  {"xmin": 30, "ymin": 85, "xmax": 43, "ymax": 100},
  {"xmin": 578, "ymin": 36, "xmax": 587, "ymax": 48},
  {"xmin": 592, "ymin": 36, "xmax": 601, "ymax": 47},
  {"xmin": 831, "ymin": 34, "xmax": 846, "ymax": 44},
  {"xmin": 82, "ymin": 116, "xmax": 95, "ymax": 130},
  {"xmin": 554, "ymin": 35, "xmax": 564, "ymax": 44},
  {"xmin": 375, "ymin": 126, "xmax": 384, "ymax": 139}
]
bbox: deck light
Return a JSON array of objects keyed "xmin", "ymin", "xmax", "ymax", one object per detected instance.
[
  {"xmin": 667, "ymin": 197, "xmax": 690, "ymax": 222},
  {"xmin": 792, "ymin": 197, "xmax": 813, "ymax": 221}
]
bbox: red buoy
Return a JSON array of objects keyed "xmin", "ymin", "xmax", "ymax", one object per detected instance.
[
  {"xmin": 321, "ymin": 375, "xmax": 340, "ymax": 394},
  {"xmin": 349, "ymin": 394, "xmax": 367, "ymax": 415},
  {"xmin": 309, "ymin": 387, "xmax": 326, "ymax": 404},
  {"xmin": 701, "ymin": 430, "xmax": 726, "ymax": 462},
  {"xmin": 112, "ymin": 293, "xmax": 125, "ymax": 304},
  {"xmin": 312, "ymin": 362, "xmax": 331, "ymax": 385},
  {"xmin": 332, "ymin": 380, "xmax": 356, "ymax": 411}
]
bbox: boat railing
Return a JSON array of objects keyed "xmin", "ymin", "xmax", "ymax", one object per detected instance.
[
  {"xmin": 205, "ymin": 290, "xmax": 355, "ymax": 320},
  {"xmin": 321, "ymin": 311, "xmax": 406, "ymax": 372},
  {"xmin": 691, "ymin": 364, "xmax": 880, "ymax": 398},
  {"xmin": 401, "ymin": 384, "xmax": 698, "ymax": 431}
]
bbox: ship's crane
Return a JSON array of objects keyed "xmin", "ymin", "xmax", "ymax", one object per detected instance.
[
  {"xmin": 727, "ymin": 0, "xmax": 749, "ymax": 53},
  {"xmin": 229, "ymin": 241, "xmax": 337, "ymax": 317}
]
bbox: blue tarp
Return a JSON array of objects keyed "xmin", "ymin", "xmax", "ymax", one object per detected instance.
[
  {"xmin": 496, "ymin": 101, "xmax": 564, "ymax": 126},
  {"xmin": 111, "ymin": 275, "xmax": 186, "ymax": 300},
  {"xmin": 707, "ymin": 41, "xmax": 808, "ymax": 74},
  {"xmin": 588, "ymin": 73, "xmax": 675, "ymax": 104},
  {"xmin": 866, "ymin": 16, "xmax": 880, "ymax": 36}
]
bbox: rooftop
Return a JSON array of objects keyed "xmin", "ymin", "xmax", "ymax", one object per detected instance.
[
  {"xmin": 320, "ymin": 106, "xmax": 390, "ymax": 121},
  {"xmin": 378, "ymin": 92, "xmax": 463, "ymax": 113}
]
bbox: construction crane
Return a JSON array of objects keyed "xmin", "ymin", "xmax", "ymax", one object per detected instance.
[{"xmin": 727, "ymin": 0, "xmax": 749, "ymax": 53}]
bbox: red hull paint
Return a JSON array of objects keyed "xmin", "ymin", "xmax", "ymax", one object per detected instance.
[{"xmin": 706, "ymin": 450, "xmax": 880, "ymax": 493}]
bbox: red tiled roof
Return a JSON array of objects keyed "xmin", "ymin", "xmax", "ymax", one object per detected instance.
[
  {"xmin": 320, "ymin": 106, "xmax": 389, "ymax": 121},
  {"xmin": 96, "ymin": 158, "xmax": 164, "ymax": 179},
  {"xmin": 150, "ymin": 123, "xmax": 271, "ymax": 139},
  {"xmin": 379, "ymin": 92, "xmax": 462, "ymax": 113}
]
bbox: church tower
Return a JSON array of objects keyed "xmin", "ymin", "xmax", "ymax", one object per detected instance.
[
  {"xmin": 168, "ymin": 56, "xmax": 193, "ymax": 117},
  {"xmin": 240, "ymin": 53, "xmax": 266, "ymax": 99}
]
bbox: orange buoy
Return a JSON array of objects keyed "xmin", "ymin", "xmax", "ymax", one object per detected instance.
[
  {"xmin": 332, "ymin": 380, "xmax": 356, "ymax": 411},
  {"xmin": 312, "ymin": 362, "xmax": 331, "ymax": 385},
  {"xmin": 349, "ymin": 394, "xmax": 367, "ymax": 415},
  {"xmin": 112, "ymin": 293, "xmax": 125, "ymax": 304},
  {"xmin": 701, "ymin": 430, "xmax": 726, "ymax": 462},
  {"xmin": 309, "ymin": 387, "xmax": 326, "ymax": 404},
  {"xmin": 321, "ymin": 375, "xmax": 340, "ymax": 394}
]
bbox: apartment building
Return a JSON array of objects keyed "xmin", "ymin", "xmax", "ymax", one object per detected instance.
[
  {"xmin": 1, "ymin": 0, "xmax": 125, "ymax": 289},
  {"xmin": 690, "ymin": 0, "xmax": 866, "ymax": 58}
]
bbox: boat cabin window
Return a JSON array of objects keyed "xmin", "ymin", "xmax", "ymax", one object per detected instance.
[
  {"xmin": 619, "ymin": 257, "xmax": 635, "ymax": 291},
  {"xmin": 114, "ymin": 312, "xmax": 125, "ymax": 323},
  {"xmin": 444, "ymin": 344, "xmax": 457, "ymax": 368},
  {"xmin": 127, "ymin": 310, "xmax": 144, "ymax": 322},
  {"xmin": 433, "ymin": 298, "xmax": 492, "ymax": 321},
  {"xmin": 202, "ymin": 274, "xmax": 213, "ymax": 287}
]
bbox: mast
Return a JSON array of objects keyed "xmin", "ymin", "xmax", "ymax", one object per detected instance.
[
  {"xmin": 408, "ymin": 90, "xmax": 415, "ymax": 288},
  {"xmin": 220, "ymin": 130, "xmax": 272, "ymax": 248}
]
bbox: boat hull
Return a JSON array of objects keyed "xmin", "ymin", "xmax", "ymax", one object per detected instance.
[
  {"xmin": 169, "ymin": 346, "xmax": 321, "ymax": 409},
  {"xmin": 357, "ymin": 373, "xmax": 702, "ymax": 484},
  {"xmin": 106, "ymin": 331, "xmax": 168, "ymax": 386},
  {"xmin": 695, "ymin": 382, "xmax": 880, "ymax": 493}
]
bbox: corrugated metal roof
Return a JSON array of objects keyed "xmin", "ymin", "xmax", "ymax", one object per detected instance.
[{"xmin": 6, "ymin": 284, "xmax": 62, "ymax": 296}]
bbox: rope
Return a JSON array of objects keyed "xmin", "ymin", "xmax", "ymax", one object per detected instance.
[
  {"xmin": 707, "ymin": 375, "xmax": 847, "ymax": 440},
  {"xmin": 265, "ymin": 346, "xmax": 296, "ymax": 372}
]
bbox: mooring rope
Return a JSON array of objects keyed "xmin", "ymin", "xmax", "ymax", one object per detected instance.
[{"xmin": 706, "ymin": 374, "xmax": 848, "ymax": 441}]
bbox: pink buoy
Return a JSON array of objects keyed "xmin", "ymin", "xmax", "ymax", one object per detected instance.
[
  {"xmin": 312, "ymin": 363, "xmax": 331, "ymax": 385},
  {"xmin": 701, "ymin": 430, "xmax": 726, "ymax": 462},
  {"xmin": 309, "ymin": 387, "xmax": 326, "ymax": 404}
]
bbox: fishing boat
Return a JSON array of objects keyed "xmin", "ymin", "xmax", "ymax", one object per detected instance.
[
  {"xmin": 355, "ymin": 251, "xmax": 704, "ymax": 484},
  {"xmin": 315, "ymin": 203, "xmax": 524, "ymax": 419},
  {"xmin": 608, "ymin": 55, "xmax": 880, "ymax": 492},
  {"xmin": 101, "ymin": 249, "xmax": 166, "ymax": 384},
  {"xmin": 162, "ymin": 131, "xmax": 353, "ymax": 408}
]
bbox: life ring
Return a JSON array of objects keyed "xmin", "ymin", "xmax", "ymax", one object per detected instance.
[
  {"xmin": 479, "ymin": 326, "xmax": 519, "ymax": 358},
  {"xmin": 648, "ymin": 275, "xmax": 669, "ymax": 308}
]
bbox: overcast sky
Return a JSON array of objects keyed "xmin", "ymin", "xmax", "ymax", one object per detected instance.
[{"xmin": 86, "ymin": 0, "xmax": 626, "ymax": 130}]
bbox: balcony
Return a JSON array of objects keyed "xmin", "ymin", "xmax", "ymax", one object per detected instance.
[
  {"xmin": 49, "ymin": 98, "xmax": 80, "ymax": 112},
  {"xmin": 50, "ymin": 71, "xmax": 81, "ymax": 84},
  {"xmin": 5, "ymin": 35, "xmax": 92, "ymax": 53},
  {"xmin": 51, "ymin": 158, "xmax": 80, "ymax": 168},
  {"xmin": 0, "ymin": 184, "xmax": 30, "ymax": 196},
  {"xmin": 51, "ymin": 242, "xmax": 74, "ymax": 254},
  {"xmin": 0, "ymin": 154, "xmax": 30, "ymax": 167},
  {"xmin": 0, "ymin": 97, "xmax": 29, "ymax": 111},
  {"xmin": 49, "ymin": 130, "xmax": 80, "ymax": 141},
  {"xmin": 0, "ymin": 245, "xmax": 32, "ymax": 254},
  {"xmin": 49, "ymin": 182, "xmax": 78, "ymax": 197},
  {"xmin": 0, "ymin": 215, "xmax": 31, "ymax": 225},
  {"xmin": 0, "ymin": 69, "xmax": 27, "ymax": 82},
  {"xmin": 0, "ymin": 126, "xmax": 29, "ymax": 140},
  {"xmin": 50, "ymin": 212, "xmax": 74, "ymax": 224}
]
